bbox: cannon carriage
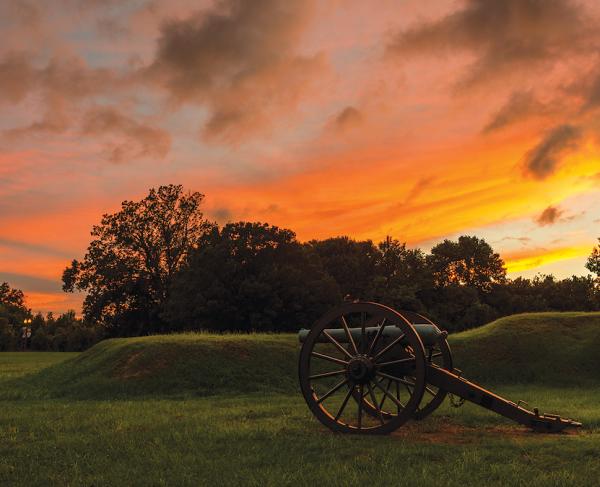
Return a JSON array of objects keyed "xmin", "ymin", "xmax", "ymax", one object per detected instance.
[{"xmin": 298, "ymin": 302, "xmax": 581, "ymax": 434}]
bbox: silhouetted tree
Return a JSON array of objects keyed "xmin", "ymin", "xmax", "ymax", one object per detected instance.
[
  {"xmin": 586, "ymin": 238, "xmax": 600, "ymax": 278},
  {"xmin": 369, "ymin": 237, "xmax": 430, "ymax": 311},
  {"xmin": 165, "ymin": 222, "xmax": 341, "ymax": 331},
  {"xmin": 63, "ymin": 184, "xmax": 210, "ymax": 336},
  {"xmin": 308, "ymin": 237, "xmax": 379, "ymax": 300},
  {"xmin": 0, "ymin": 282, "xmax": 27, "ymax": 310},
  {"xmin": 427, "ymin": 236, "xmax": 506, "ymax": 293},
  {"xmin": 0, "ymin": 282, "xmax": 29, "ymax": 349}
]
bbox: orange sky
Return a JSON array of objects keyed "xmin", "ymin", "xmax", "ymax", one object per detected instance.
[{"xmin": 1, "ymin": 0, "xmax": 599, "ymax": 314}]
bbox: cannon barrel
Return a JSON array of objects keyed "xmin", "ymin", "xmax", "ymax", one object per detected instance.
[{"xmin": 298, "ymin": 323, "xmax": 444, "ymax": 347}]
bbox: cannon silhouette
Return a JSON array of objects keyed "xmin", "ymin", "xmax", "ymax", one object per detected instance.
[{"xmin": 298, "ymin": 302, "xmax": 582, "ymax": 434}]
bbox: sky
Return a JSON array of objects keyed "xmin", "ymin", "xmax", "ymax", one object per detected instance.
[{"xmin": 1, "ymin": 0, "xmax": 599, "ymax": 315}]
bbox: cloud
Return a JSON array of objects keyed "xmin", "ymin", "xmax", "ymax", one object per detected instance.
[
  {"xmin": 147, "ymin": 0, "xmax": 325, "ymax": 142},
  {"xmin": 482, "ymin": 91, "xmax": 548, "ymax": 133},
  {"xmin": 522, "ymin": 124, "xmax": 582, "ymax": 179},
  {"xmin": 81, "ymin": 106, "xmax": 171, "ymax": 163},
  {"xmin": 332, "ymin": 106, "xmax": 363, "ymax": 132},
  {"xmin": 496, "ymin": 236, "xmax": 532, "ymax": 244},
  {"xmin": 0, "ymin": 53, "xmax": 129, "ymax": 138},
  {"xmin": 387, "ymin": 0, "xmax": 591, "ymax": 88},
  {"xmin": 210, "ymin": 207, "xmax": 233, "ymax": 223},
  {"xmin": 404, "ymin": 177, "xmax": 435, "ymax": 204},
  {"xmin": 536, "ymin": 205, "xmax": 564, "ymax": 226},
  {"xmin": 0, "ymin": 271, "xmax": 62, "ymax": 294},
  {"xmin": 0, "ymin": 52, "xmax": 35, "ymax": 104},
  {"xmin": 1, "ymin": 1, "xmax": 43, "ymax": 29},
  {"xmin": 0, "ymin": 238, "xmax": 73, "ymax": 259}
]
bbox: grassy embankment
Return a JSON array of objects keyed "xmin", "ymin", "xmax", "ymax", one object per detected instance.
[{"xmin": 1, "ymin": 312, "xmax": 599, "ymax": 486}]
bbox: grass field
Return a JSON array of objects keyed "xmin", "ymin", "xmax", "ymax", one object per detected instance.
[{"xmin": 1, "ymin": 313, "xmax": 599, "ymax": 486}]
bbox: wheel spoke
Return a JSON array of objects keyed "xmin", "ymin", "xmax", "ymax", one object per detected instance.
[
  {"xmin": 378, "ymin": 378, "xmax": 392, "ymax": 410},
  {"xmin": 430, "ymin": 351, "xmax": 443, "ymax": 359},
  {"xmin": 334, "ymin": 386, "xmax": 354, "ymax": 421},
  {"xmin": 317, "ymin": 378, "xmax": 349, "ymax": 404},
  {"xmin": 395, "ymin": 380, "xmax": 401, "ymax": 415},
  {"xmin": 376, "ymin": 356, "xmax": 415, "ymax": 367},
  {"xmin": 367, "ymin": 382, "xmax": 384, "ymax": 425},
  {"xmin": 340, "ymin": 316, "xmax": 359, "ymax": 356},
  {"xmin": 310, "ymin": 369, "xmax": 346, "ymax": 380},
  {"xmin": 366, "ymin": 318, "xmax": 387, "ymax": 356},
  {"xmin": 311, "ymin": 351, "xmax": 349, "ymax": 366},
  {"xmin": 322, "ymin": 330, "xmax": 354, "ymax": 359},
  {"xmin": 403, "ymin": 376, "xmax": 434, "ymax": 396},
  {"xmin": 357, "ymin": 384, "xmax": 364, "ymax": 429},
  {"xmin": 360, "ymin": 312, "xmax": 366, "ymax": 354},
  {"xmin": 372, "ymin": 333, "xmax": 406, "ymax": 361},
  {"xmin": 373, "ymin": 378, "xmax": 405, "ymax": 409},
  {"xmin": 376, "ymin": 371, "xmax": 416, "ymax": 387}
]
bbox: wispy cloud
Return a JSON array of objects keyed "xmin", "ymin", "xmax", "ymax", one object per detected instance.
[
  {"xmin": 0, "ymin": 238, "xmax": 74, "ymax": 258},
  {"xmin": 522, "ymin": 124, "xmax": 582, "ymax": 180}
]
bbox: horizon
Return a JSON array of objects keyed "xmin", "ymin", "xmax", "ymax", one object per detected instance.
[{"xmin": 1, "ymin": 0, "xmax": 599, "ymax": 315}]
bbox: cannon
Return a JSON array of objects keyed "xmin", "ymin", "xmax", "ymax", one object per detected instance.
[{"xmin": 298, "ymin": 302, "xmax": 582, "ymax": 434}]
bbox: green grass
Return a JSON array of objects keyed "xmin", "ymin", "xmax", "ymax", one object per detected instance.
[
  {"xmin": 1, "ymin": 312, "xmax": 599, "ymax": 486},
  {"xmin": 450, "ymin": 312, "xmax": 600, "ymax": 385},
  {"xmin": 0, "ymin": 333, "xmax": 298, "ymax": 400}
]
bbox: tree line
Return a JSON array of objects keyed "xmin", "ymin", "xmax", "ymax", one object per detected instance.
[
  {"xmin": 0, "ymin": 283, "xmax": 102, "ymax": 351},
  {"xmin": 1, "ymin": 184, "xmax": 599, "ymax": 350}
]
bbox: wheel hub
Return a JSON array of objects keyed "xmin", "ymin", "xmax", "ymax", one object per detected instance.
[{"xmin": 346, "ymin": 356, "xmax": 375, "ymax": 384}]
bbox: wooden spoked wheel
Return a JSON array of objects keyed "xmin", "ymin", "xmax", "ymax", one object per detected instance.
[
  {"xmin": 356, "ymin": 312, "xmax": 453, "ymax": 421},
  {"xmin": 298, "ymin": 302, "xmax": 426, "ymax": 434},
  {"xmin": 360, "ymin": 336, "xmax": 452, "ymax": 421}
]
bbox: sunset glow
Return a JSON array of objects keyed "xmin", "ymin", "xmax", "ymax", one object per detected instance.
[{"xmin": 1, "ymin": 0, "xmax": 599, "ymax": 314}]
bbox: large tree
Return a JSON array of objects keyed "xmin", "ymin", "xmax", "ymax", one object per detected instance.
[
  {"xmin": 426, "ymin": 236, "xmax": 506, "ymax": 293},
  {"xmin": 63, "ymin": 184, "xmax": 209, "ymax": 335},
  {"xmin": 308, "ymin": 237, "xmax": 379, "ymax": 300},
  {"xmin": 165, "ymin": 222, "xmax": 341, "ymax": 331},
  {"xmin": 369, "ymin": 237, "xmax": 430, "ymax": 311}
]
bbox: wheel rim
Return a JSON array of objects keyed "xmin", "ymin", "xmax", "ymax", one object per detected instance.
[
  {"xmin": 412, "ymin": 336, "xmax": 452, "ymax": 419},
  {"xmin": 298, "ymin": 302, "xmax": 426, "ymax": 434}
]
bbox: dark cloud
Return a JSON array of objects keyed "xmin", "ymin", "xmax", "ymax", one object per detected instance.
[
  {"xmin": 333, "ymin": 106, "xmax": 363, "ymax": 131},
  {"xmin": 522, "ymin": 124, "xmax": 582, "ymax": 179},
  {"xmin": 404, "ymin": 177, "xmax": 435, "ymax": 204},
  {"xmin": 5, "ymin": 98, "xmax": 70, "ymax": 138},
  {"xmin": 211, "ymin": 207, "xmax": 233, "ymax": 222},
  {"xmin": 388, "ymin": 0, "xmax": 591, "ymax": 88},
  {"xmin": 0, "ymin": 238, "xmax": 73, "ymax": 259},
  {"xmin": 147, "ymin": 0, "xmax": 324, "ymax": 142},
  {"xmin": 0, "ymin": 52, "xmax": 170, "ymax": 162},
  {"xmin": 578, "ymin": 69, "xmax": 600, "ymax": 112},
  {"xmin": 0, "ymin": 272, "xmax": 62, "ymax": 294},
  {"xmin": 482, "ymin": 91, "xmax": 547, "ymax": 133},
  {"xmin": 0, "ymin": 53, "xmax": 126, "ymax": 136},
  {"xmin": 536, "ymin": 205, "xmax": 564, "ymax": 226},
  {"xmin": 2, "ymin": 1, "xmax": 43, "ymax": 29},
  {"xmin": 0, "ymin": 52, "xmax": 35, "ymax": 103},
  {"xmin": 81, "ymin": 106, "xmax": 171, "ymax": 163}
]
